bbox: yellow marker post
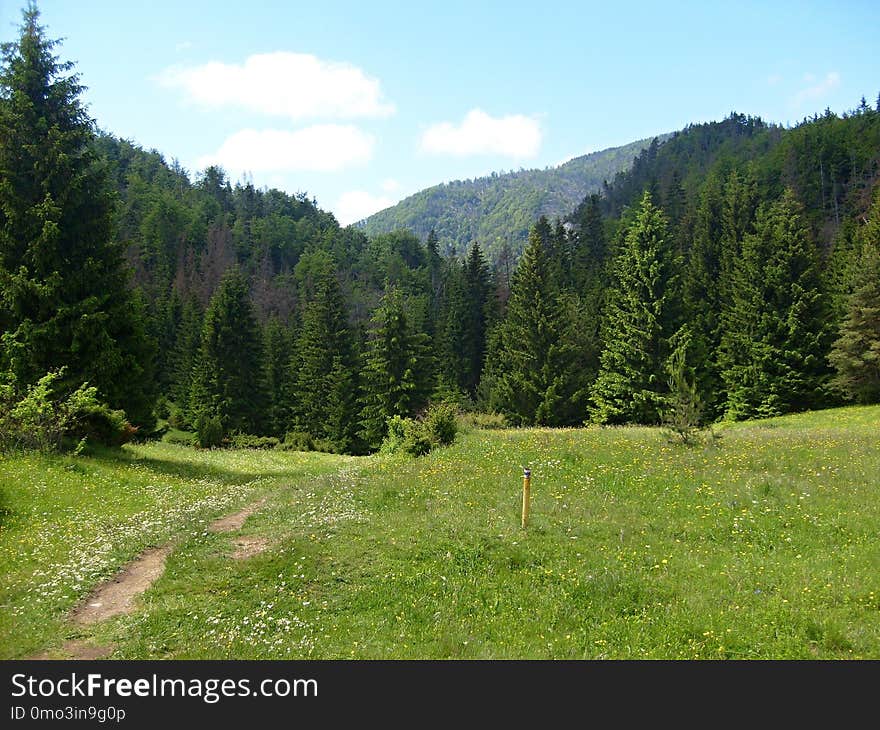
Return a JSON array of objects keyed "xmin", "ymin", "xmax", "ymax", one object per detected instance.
[{"xmin": 521, "ymin": 467, "xmax": 531, "ymax": 529}]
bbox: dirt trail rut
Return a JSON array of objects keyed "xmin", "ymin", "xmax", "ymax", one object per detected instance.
[{"xmin": 29, "ymin": 496, "xmax": 269, "ymax": 660}]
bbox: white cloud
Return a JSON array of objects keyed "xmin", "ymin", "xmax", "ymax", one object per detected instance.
[
  {"xmin": 196, "ymin": 125, "xmax": 374, "ymax": 174},
  {"xmin": 420, "ymin": 109, "xmax": 541, "ymax": 158},
  {"xmin": 381, "ymin": 178, "xmax": 401, "ymax": 193},
  {"xmin": 334, "ymin": 190, "xmax": 395, "ymax": 226},
  {"xmin": 158, "ymin": 52, "xmax": 395, "ymax": 120},
  {"xmin": 792, "ymin": 72, "xmax": 840, "ymax": 107}
]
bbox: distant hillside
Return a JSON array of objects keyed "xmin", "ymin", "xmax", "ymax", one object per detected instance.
[{"xmin": 357, "ymin": 137, "xmax": 665, "ymax": 261}]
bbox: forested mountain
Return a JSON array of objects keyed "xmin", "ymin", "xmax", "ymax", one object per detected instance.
[{"xmin": 358, "ymin": 137, "xmax": 663, "ymax": 262}]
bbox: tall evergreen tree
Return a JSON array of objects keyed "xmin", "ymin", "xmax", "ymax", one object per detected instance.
[
  {"xmin": 189, "ymin": 267, "xmax": 265, "ymax": 433},
  {"xmin": 359, "ymin": 286, "xmax": 431, "ymax": 448},
  {"xmin": 0, "ymin": 3, "xmax": 155, "ymax": 425},
  {"xmin": 435, "ymin": 260, "xmax": 469, "ymax": 400},
  {"xmin": 262, "ymin": 316, "xmax": 292, "ymax": 437},
  {"xmin": 571, "ymin": 194, "xmax": 608, "ymax": 294},
  {"xmin": 486, "ymin": 222, "xmax": 588, "ymax": 426},
  {"xmin": 590, "ymin": 192, "xmax": 679, "ymax": 424},
  {"xmin": 682, "ymin": 172, "xmax": 725, "ymax": 418},
  {"xmin": 291, "ymin": 270, "xmax": 360, "ymax": 452},
  {"xmin": 169, "ymin": 294, "xmax": 202, "ymax": 419},
  {"xmin": 462, "ymin": 242, "xmax": 491, "ymax": 396},
  {"xmin": 719, "ymin": 190, "xmax": 832, "ymax": 419}
]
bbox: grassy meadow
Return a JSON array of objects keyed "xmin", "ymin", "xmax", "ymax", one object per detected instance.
[{"xmin": 1, "ymin": 405, "xmax": 878, "ymax": 659}]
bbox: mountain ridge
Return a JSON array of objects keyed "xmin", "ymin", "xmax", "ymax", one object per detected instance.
[{"xmin": 357, "ymin": 135, "xmax": 669, "ymax": 260}]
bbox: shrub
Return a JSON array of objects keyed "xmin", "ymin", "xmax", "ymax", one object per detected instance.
[
  {"xmin": 195, "ymin": 413, "xmax": 224, "ymax": 449},
  {"xmin": 381, "ymin": 403, "xmax": 458, "ymax": 457},
  {"xmin": 0, "ymin": 369, "xmax": 133, "ymax": 452},
  {"xmin": 458, "ymin": 412, "xmax": 507, "ymax": 430},
  {"xmin": 422, "ymin": 401, "xmax": 458, "ymax": 446},
  {"xmin": 229, "ymin": 433, "xmax": 280, "ymax": 449},
  {"xmin": 277, "ymin": 431, "xmax": 314, "ymax": 452},
  {"xmin": 662, "ymin": 329, "xmax": 704, "ymax": 446}
]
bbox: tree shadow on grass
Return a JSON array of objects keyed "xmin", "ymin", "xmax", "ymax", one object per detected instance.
[{"xmin": 84, "ymin": 443, "xmax": 354, "ymax": 488}]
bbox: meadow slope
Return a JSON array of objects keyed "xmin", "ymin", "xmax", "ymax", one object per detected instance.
[{"xmin": 1, "ymin": 406, "xmax": 878, "ymax": 659}]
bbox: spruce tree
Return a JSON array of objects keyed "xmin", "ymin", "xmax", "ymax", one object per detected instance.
[
  {"xmin": 487, "ymin": 222, "xmax": 589, "ymax": 426},
  {"xmin": 719, "ymin": 190, "xmax": 831, "ymax": 419},
  {"xmin": 359, "ymin": 287, "xmax": 431, "ymax": 449},
  {"xmin": 189, "ymin": 267, "xmax": 265, "ymax": 433},
  {"xmin": 263, "ymin": 316, "xmax": 292, "ymax": 437},
  {"xmin": 435, "ymin": 261, "xmax": 469, "ymax": 400},
  {"xmin": 828, "ymin": 207, "xmax": 880, "ymax": 403},
  {"xmin": 462, "ymin": 242, "xmax": 491, "ymax": 396},
  {"xmin": 682, "ymin": 173, "xmax": 725, "ymax": 418},
  {"xmin": 291, "ymin": 270, "xmax": 360, "ymax": 451},
  {"xmin": 590, "ymin": 192, "xmax": 678, "ymax": 424},
  {"xmin": 169, "ymin": 294, "xmax": 203, "ymax": 420},
  {"xmin": 0, "ymin": 4, "xmax": 156, "ymax": 426}
]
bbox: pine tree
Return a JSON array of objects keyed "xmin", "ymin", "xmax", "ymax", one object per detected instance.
[
  {"xmin": 828, "ymin": 203, "xmax": 880, "ymax": 403},
  {"xmin": 719, "ymin": 190, "xmax": 832, "ymax": 419},
  {"xmin": 486, "ymin": 222, "xmax": 589, "ymax": 426},
  {"xmin": 359, "ymin": 287, "xmax": 431, "ymax": 449},
  {"xmin": 189, "ymin": 267, "xmax": 265, "ymax": 433},
  {"xmin": 0, "ymin": 4, "xmax": 156, "ymax": 426},
  {"xmin": 590, "ymin": 192, "xmax": 678, "ymax": 424}
]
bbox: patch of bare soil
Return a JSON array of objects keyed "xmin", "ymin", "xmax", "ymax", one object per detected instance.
[
  {"xmin": 231, "ymin": 535, "xmax": 270, "ymax": 560},
  {"xmin": 30, "ymin": 639, "xmax": 115, "ymax": 660},
  {"xmin": 209, "ymin": 497, "xmax": 267, "ymax": 532},
  {"xmin": 71, "ymin": 545, "xmax": 173, "ymax": 625}
]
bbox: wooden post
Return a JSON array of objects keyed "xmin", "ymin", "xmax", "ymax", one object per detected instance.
[{"xmin": 521, "ymin": 467, "xmax": 531, "ymax": 529}]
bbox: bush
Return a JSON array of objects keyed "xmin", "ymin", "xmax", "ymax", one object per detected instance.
[
  {"xmin": 458, "ymin": 412, "xmax": 508, "ymax": 430},
  {"xmin": 662, "ymin": 328, "xmax": 704, "ymax": 446},
  {"xmin": 0, "ymin": 369, "xmax": 134, "ymax": 452},
  {"xmin": 229, "ymin": 433, "xmax": 280, "ymax": 449},
  {"xmin": 195, "ymin": 413, "xmax": 224, "ymax": 449},
  {"xmin": 277, "ymin": 431, "xmax": 315, "ymax": 452},
  {"xmin": 381, "ymin": 403, "xmax": 458, "ymax": 457},
  {"xmin": 422, "ymin": 401, "xmax": 458, "ymax": 446}
]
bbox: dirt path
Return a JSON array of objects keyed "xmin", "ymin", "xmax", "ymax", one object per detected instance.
[
  {"xmin": 209, "ymin": 497, "xmax": 267, "ymax": 532},
  {"xmin": 29, "ymin": 496, "xmax": 269, "ymax": 660},
  {"xmin": 71, "ymin": 545, "xmax": 173, "ymax": 625}
]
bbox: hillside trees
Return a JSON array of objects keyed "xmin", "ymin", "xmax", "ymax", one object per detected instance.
[{"xmin": 0, "ymin": 3, "xmax": 156, "ymax": 427}]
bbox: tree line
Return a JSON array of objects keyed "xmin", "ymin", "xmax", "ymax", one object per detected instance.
[{"xmin": 1, "ymin": 4, "xmax": 878, "ymax": 455}]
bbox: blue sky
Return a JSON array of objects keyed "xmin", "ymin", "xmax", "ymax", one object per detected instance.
[{"xmin": 2, "ymin": 1, "xmax": 878, "ymax": 224}]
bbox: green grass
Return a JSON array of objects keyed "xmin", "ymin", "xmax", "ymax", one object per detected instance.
[{"xmin": 1, "ymin": 406, "xmax": 878, "ymax": 659}]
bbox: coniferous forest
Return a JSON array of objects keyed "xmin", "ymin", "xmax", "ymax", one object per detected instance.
[{"xmin": 2, "ymin": 4, "xmax": 880, "ymax": 457}]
